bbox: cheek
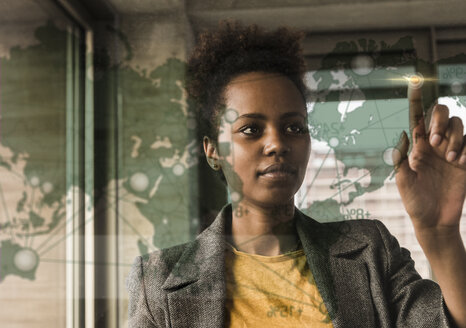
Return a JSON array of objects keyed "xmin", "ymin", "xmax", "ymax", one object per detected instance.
[
  {"xmin": 296, "ymin": 139, "xmax": 311, "ymax": 171},
  {"xmin": 221, "ymin": 143, "xmax": 258, "ymax": 189},
  {"xmin": 223, "ymin": 144, "xmax": 252, "ymax": 174},
  {"xmin": 216, "ymin": 121, "xmax": 234, "ymax": 160},
  {"xmin": 303, "ymin": 140, "xmax": 311, "ymax": 161},
  {"xmin": 217, "ymin": 141, "xmax": 233, "ymax": 161}
]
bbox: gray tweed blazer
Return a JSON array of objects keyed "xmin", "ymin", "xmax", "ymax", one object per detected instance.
[{"xmin": 126, "ymin": 204, "xmax": 454, "ymax": 327}]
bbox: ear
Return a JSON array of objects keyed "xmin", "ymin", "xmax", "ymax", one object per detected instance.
[{"xmin": 203, "ymin": 136, "xmax": 219, "ymax": 163}]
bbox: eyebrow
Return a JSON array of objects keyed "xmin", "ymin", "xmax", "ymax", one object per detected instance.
[{"xmin": 237, "ymin": 112, "xmax": 307, "ymax": 120}]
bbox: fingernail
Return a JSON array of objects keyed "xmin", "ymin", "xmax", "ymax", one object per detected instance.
[
  {"xmin": 460, "ymin": 155, "xmax": 466, "ymax": 165},
  {"xmin": 430, "ymin": 134, "xmax": 442, "ymax": 146},
  {"xmin": 447, "ymin": 151, "xmax": 457, "ymax": 162}
]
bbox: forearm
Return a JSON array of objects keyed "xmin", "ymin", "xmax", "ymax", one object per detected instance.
[{"xmin": 416, "ymin": 227, "xmax": 466, "ymax": 328}]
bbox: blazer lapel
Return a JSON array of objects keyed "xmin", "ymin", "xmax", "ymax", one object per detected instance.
[
  {"xmin": 162, "ymin": 206, "xmax": 375, "ymax": 327},
  {"xmin": 162, "ymin": 206, "xmax": 230, "ymax": 328},
  {"xmin": 296, "ymin": 211, "xmax": 375, "ymax": 327}
]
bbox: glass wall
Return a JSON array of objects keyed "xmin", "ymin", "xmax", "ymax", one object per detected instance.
[
  {"xmin": 1, "ymin": 1, "xmax": 465, "ymax": 326},
  {"xmin": 0, "ymin": 0, "xmax": 88, "ymax": 327},
  {"xmin": 297, "ymin": 28, "xmax": 466, "ymax": 279}
]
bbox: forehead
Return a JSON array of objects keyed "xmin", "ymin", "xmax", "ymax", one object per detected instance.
[{"xmin": 223, "ymin": 72, "xmax": 306, "ymax": 118}]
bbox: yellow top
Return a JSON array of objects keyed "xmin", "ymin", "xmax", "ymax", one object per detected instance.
[{"xmin": 225, "ymin": 244, "xmax": 333, "ymax": 328}]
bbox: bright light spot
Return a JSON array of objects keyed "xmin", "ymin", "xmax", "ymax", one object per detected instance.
[
  {"xmin": 231, "ymin": 191, "xmax": 241, "ymax": 202},
  {"xmin": 383, "ymin": 147, "xmax": 399, "ymax": 166},
  {"xmin": 30, "ymin": 176, "xmax": 40, "ymax": 187},
  {"xmin": 404, "ymin": 73, "xmax": 424, "ymax": 89},
  {"xmin": 130, "ymin": 172, "xmax": 149, "ymax": 192},
  {"xmin": 225, "ymin": 108, "xmax": 238, "ymax": 123},
  {"xmin": 329, "ymin": 137, "xmax": 339, "ymax": 148},
  {"xmin": 451, "ymin": 81, "xmax": 463, "ymax": 94},
  {"xmin": 42, "ymin": 182, "xmax": 53, "ymax": 194},
  {"xmin": 173, "ymin": 164, "xmax": 184, "ymax": 176},
  {"xmin": 351, "ymin": 55, "xmax": 374, "ymax": 76},
  {"xmin": 14, "ymin": 249, "xmax": 38, "ymax": 272}
]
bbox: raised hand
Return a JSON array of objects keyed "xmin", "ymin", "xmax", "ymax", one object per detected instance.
[{"xmin": 393, "ymin": 83, "xmax": 466, "ymax": 232}]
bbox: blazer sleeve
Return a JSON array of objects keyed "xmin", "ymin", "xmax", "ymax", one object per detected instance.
[
  {"xmin": 373, "ymin": 220, "xmax": 457, "ymax": 328},
  {"xmin": 126, "ymin": 256, "xmax": 159, "ymax": 328}
]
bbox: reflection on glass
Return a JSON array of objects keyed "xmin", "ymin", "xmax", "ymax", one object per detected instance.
[{"xmin": 0, "ymin": 1, "xmax": 84, "ymax": 327}]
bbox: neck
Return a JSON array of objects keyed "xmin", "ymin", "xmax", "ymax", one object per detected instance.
[{"xmin": 227, "ymin": 200, "xmax": 299, "ymax": 256}]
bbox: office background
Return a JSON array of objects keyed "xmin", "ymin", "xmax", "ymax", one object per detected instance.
[{"xmin": 0, "ymin": 0, "xmax": 465, "ymax": 327}]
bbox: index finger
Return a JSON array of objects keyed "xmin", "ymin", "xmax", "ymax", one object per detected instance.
[{"xmin": 408, "ymin": 80, "xmax": 425, "ymax": 137}]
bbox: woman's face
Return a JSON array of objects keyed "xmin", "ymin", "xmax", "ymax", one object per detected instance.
[{"xmin": 204, "ymin": 72, "xmax": 311, "ymax": 208}]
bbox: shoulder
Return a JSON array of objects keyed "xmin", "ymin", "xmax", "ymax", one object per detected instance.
[
  {"xmin": 329, "ymin": 219, "xmax": 405, "ymax": 261},
  {"xmin": 322, "ymin": 218, "xmax": 416, "ymax": 277},
  {"xmin": 323, "ymin": 218, "xmax": 396, "ymax": 247},
  {"xmin": 296, "ymin": 210, "xmax": 400, "ymax": 272},
  {"xmin": 126, "ymin": 241, "xmax": 191, "ymax": 293},
  {"xmin": 125, "ymin": 241, "xmax": 195, "ymax": 326},
  {"xmin": 296, "ymin": 208, "xmax": 391, "ymax": 241},
  {"xmin": 303, "ymin": 216, "xmax": 405, "ymax": 269},
  {"xmin": 126, "ymin": 204, "xmax": 229, "ymax": 294}
]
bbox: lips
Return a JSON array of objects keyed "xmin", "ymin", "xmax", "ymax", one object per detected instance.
[{"xmin": 258, "ymin": 163, "xmax": 297, "ymax": 177}]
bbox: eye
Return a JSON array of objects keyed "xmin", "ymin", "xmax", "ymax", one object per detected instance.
[
  {"xmin": 285, "ymin": 123, "xmax": 308, "ymax": 134},
  {"xmin": 240, "ymin": 125, "xmax": 261, "ymax": 136}
]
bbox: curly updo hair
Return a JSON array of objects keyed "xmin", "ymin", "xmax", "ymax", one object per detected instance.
[{"xmin": 186, "ymin": 21, "xmax": 308, "ymax": 143}]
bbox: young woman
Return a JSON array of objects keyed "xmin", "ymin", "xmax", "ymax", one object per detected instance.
[{"xmin": 127, "ymin": 22, "xmax": 466, "ymax": 327}]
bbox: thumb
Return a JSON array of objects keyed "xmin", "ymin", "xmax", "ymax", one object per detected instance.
[{"xmin": 393, "ymin": 131, "xmax": 411, "ymax": 179}]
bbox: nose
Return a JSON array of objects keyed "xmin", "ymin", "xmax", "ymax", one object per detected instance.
[{"xmin": 263, "ymin": 129, "xmax": 290, "ymax": 156}]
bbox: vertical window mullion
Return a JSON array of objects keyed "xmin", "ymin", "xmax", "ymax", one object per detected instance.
[{"xmin": 66, "ymin": 23, "xmax": 86, "ymax": 328}]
